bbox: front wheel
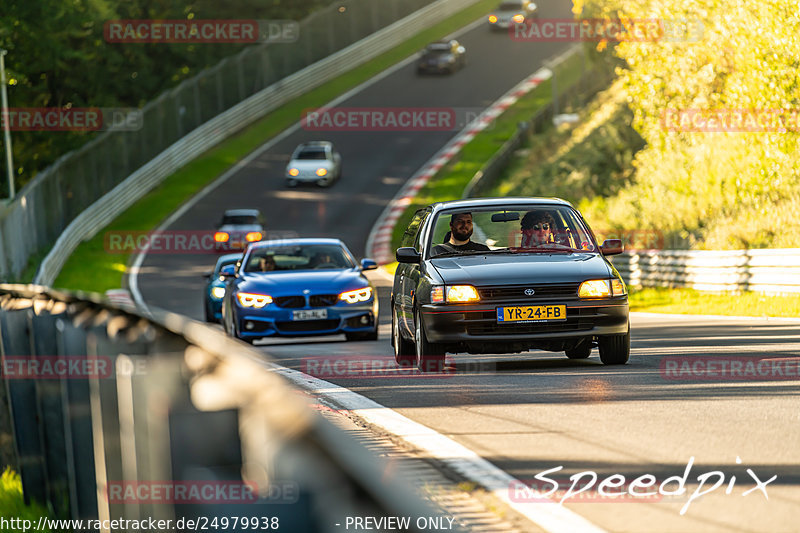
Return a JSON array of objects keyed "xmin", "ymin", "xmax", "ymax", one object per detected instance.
[
  {"xmin": 565, "ymin": 339, "xmax": 592, "ymax": 359},
  {"xmin": 393, "ymin": 306, "xmax": 415, "ymax": 367},
  {"xmin": 598, "ymin": 326, "xmax": 630, "ymax": 365},
  {"xmin": 415, "ymin": 311, "xmax": 445, "ymax": 372}
]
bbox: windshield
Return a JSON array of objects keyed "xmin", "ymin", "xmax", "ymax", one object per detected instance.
[
  {"xmin": 427, "ymin": 44, "xmax": 451, "ymax": 52},
  {"xmin": 498, "ymin": 2, "xmax": 524, "ymax": 11},
  {"xmin": 221, "ymin": 215, "xmax": 258, "ymax": 225},
  {"xmin": 427, "ymin": 205, "xmax": 597, "ymax": 258},
  {"xmin": 243, "ymin": 244, "xmax": 354, "ymax": 273},
  {"xmin": 295, "ymin": 148, "xmax": 328, "ymax": 160}
]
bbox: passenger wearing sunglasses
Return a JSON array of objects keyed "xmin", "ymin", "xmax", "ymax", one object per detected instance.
[{"xmin": 520, "ymin": 210, "xmax": 556, "ymax": 247}]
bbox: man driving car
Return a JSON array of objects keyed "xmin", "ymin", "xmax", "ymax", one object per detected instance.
[{"xmin": 432, "ymin": 212, "xmax": 490, "ymax": 255}]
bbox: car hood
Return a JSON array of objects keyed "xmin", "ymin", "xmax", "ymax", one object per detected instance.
[
  {"xmin": 288, "ymin": 160, "xmax": 334, "ymax": 170},
  {"xmin": 237, "ymin": 269, "xmax": 368, "ymax": 295},
  {"xmin": 430, "ymin": 252, "xmax": 612, "ymax": 285}
]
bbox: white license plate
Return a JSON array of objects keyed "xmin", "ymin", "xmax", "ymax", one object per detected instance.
[{"xmin": 292, "ymin": 309, "xmax": 328, "ymax": 320}]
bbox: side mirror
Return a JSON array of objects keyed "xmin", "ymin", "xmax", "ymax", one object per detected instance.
[
  {"xmin": 220, "ymin": 264, "xmax": 237, "ymax": 278},
  {"xmin": 360, "ymin": 258, "xmax": 378, "ymax": 271},
  {"xmin": 396, "ymin": 247, "xmax": 421, "ymax": 264},
  {"xmin": 600, "ymin": 239, "xmax": 623, "ymax": 256}
]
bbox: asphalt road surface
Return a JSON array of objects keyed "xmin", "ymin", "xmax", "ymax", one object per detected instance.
[{"xmin": 131, "ymin": 5, "xmax": 800, "ymax": 532}]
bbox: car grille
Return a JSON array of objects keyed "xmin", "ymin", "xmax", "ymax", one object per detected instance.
[
  {"xmin": 463, "ymin": 308, "xmax": 594, "ymax": 336},
  {"xmin": 274, "ymin": 296, "xmax": 305, "ymax": 308},
  {"xmin": 310, "ymin": 294, "xmax": 338, "ymax": 307},
  {"xmin": 275, "ymin": 319, "xmax": 340, "ymax": 333},
  {"xmin": 477, "ymin": 283, "xmax": 579, "ymax": 302}
]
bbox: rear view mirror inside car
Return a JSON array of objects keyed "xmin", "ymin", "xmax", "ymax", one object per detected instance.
[{"xmin": 491, "ymin": 211, "xmax": 520, "ymax": 222}]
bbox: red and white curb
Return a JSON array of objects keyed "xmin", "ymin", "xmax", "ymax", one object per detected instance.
[{"xmin": 366, "ymin": 66, "xmax": 552, "ymax": 264}]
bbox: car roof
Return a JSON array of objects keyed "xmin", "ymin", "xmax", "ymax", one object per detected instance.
[
  {"xmin": 429, "ymin": 197, "xmax": 573, "ymax": 213},
  {"xmin": 249, "ymin": 237, "xmax": 346, "ymax": 250},
  {"xmin": 223, "ymin": 208, "xmax": 261, "ymax": 216}
]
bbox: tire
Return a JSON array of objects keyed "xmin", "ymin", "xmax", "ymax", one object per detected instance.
[
  {"xmin": 414, "ymin": 311, "xmax": 445, "ymax": 372},
  {"xmin": 392, "ymin": 306, "xmax": 415, "ymax": 367},
  {"xmin": 316, "ymin": 177, "xmax": 331, "ymax": 187},
  {"xmin": 598, "ymin": 325, "xmax": 630, "ymax": 365},
  {"xmin": 565, "ymin": 339, "xmax": 592, "ymax": 359},
  {"xmin": 204, "ymin": 302, "xmax": 214, "ymax": 323},
  {"xmin": 286, "ymin": 179, "xmax": 298, "ymax": 188}
]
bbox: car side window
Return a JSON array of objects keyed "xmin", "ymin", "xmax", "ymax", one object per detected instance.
[{"xmin": 401, "ymin": 209, "xmax": 428, "ymax": 250}]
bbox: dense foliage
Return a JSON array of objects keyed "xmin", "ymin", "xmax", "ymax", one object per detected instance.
[
  {"xmin": 573, "ymin": 0, "xmax": 800, "ymax": 249},
  {"xmin": 0, "ymin": 0, "xmax": 331, "ymax": 191}
]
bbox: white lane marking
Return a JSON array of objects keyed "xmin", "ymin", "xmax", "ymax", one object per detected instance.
[
  {"xmin": 632, "ymin": 311, "xmax": 800, "ymax": 324},
  {"xmin": 267, "ymin": 362, "xmax": 606, "ymax": 533},
  {"xmin": 128, "ymin": 16, "xmax": 487, "ymax": 312}
]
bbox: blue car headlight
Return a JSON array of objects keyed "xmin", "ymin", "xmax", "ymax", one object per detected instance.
[
  {"xmin": 339, "ymin": 287, "xmax": 372, "ymax": 304},
  {"xmin": 210, "ymin": 286, "xmax": 226, "ymax": 300},
  {"xmin": 237, "ymin": 292, "xmax": 272, "ymax": 308}
]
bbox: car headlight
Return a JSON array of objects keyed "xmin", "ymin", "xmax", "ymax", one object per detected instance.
[
  {"xmin": 245, "ymin": 231, "xmax": 262, "ymax": 242},
  {"xmin": 214, "ymin": 231, "xmax": 229, "ymax": 243},
  {"xmin": 513, "ymin": 14, "xmax": 525, "ymax": 23},
  {"xmin": 288, "ymin": 168, "xmax": 299, "ymax": 176},
  {"xmin": 430, "ymin": 285, "xmax": 480, "ymax": 303},
  {"xmin": 488, "ymin": 15, "xmax": 498, "ymax": 23},
  {"xmin": 339, "ymin": 287, "xmax": 372, "ymax": 304},
  {"xmin": 237, "ymin": 292, "xmax": 272, "ymax": 308},
  {"xmin": 447, "ymin": 285, "xmax": 480, "ymax": 303},
  {"xmin": 578, "ymin": 279, "xmax": 627, "ymax": 298},
  {"xmin": 316, "ymin": 168, "xmax": 328, "ymax": 176},
  {"xmin": 211, "ymin": 286, "xmax": 226, "ymax": 300}
]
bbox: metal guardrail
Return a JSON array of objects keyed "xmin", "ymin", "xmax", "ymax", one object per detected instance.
[
  {"xmin": 0, "ymin": 284, "xmax": 436, "ymax": 529},
  {"xmin": 611, "ymin": 249, "xmax": 800, "ymax": 294},
  {"xmin": 0, "ymin": 0, "xmax": 483, "ymax": 283}
]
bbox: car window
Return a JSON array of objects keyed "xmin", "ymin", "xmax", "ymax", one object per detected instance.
[
  {"xmin": 499, "ymin": 2, "xmax": 524, "ymax": 10},
  {"xmin": 427, "ymin": 44, "xmax": 450, "ymax": 52},
  {"xmin": 401, "ymin": 209, "xmax": 428, "ymax": 249},
  {"xmin": 214, "ymin": 258, "xmax": 239, "ymax": 275},
  {"xmin": 295, "ymin": 148, "xmax": 328, "ymax": 160},
  {"xmin": 221, "ymin": 215, "xmax": 259, "ymax": 225},
  {"xmin": 244, "ymin": 244, "xmax": 354, "ymax": 272},
  {"xmin": 427, "ymin": 205, "xmax": 597, "ymax": 257}
]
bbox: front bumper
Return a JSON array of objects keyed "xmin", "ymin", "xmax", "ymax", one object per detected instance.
[
  {"xmin": 234, "ymin": 299, "xmax": 378, "ymax": 338},
  {"xmin": 286, "ymin": 168, "xmax": 333, "ymax": 182},
  {"xmin": 420, "ymin": 299, "xmax": 629, "ymax": 344}
]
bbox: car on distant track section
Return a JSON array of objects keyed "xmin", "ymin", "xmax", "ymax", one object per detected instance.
[
  {"xmin": 213, "ymin": 209, "xmax": 265, "ymax": 252},
  {"xmin": 487, "ymin": 0, "xmax": 538, "ymax": 30},
  {"xmin": 221, "ymin": 238, "xmax": 379, "ymax": 344},
  {"xmin": 392, "ymin": 197, "xmax": 630, "ymax": 372},
  {"xmin": 285, "ymin": 141, "xmax": 342, "ymax": 187},
  {"xmin": 203, "ymin": 253, "xmax": 242, "ymax": 323},
  {"xmin": 416, "ymin": 40, "xmax": 467, "ymax": 74}
]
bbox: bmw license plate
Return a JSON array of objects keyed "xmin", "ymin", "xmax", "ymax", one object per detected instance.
[
  {"xmin": 497, "ymin": 305, "xmax": 567, "ymax": 323},
  {"xmin": 293, "ymin": 309, "xmax": 328, "ymax": 320}
]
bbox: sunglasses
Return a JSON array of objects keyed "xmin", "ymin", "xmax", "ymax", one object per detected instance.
[{"xmin": 530, "ymin": 223, "xmax": 550, "ymax": 231}]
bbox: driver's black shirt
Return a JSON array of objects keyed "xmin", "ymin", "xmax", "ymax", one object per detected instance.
[{"xmin": 432, "ymin": 241, "xmax": 490, "ymax": 256}]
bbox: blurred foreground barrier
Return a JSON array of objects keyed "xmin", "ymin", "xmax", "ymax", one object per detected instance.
[
  {"xmin": 0, "ymin": 284, "xmax": 434, "ymax": 530},
  {"xmin": 610, "ymin": 249, "xmax": 800, "ymax": 294}
]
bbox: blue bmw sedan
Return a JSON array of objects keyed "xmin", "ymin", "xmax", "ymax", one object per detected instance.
[{"xmin": 221, "ymin": 238, "xmax": 379, "ymax": 343}]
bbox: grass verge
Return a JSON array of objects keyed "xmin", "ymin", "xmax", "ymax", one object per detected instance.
[
  {"xmin": 389, "ymin": 50, "xmax": 591, "ymax": 250},
  {"xmin": 0, "ymin": 468, "xmax": 51, "ymax": 531},
  {"xmin": 628, "ymin": 287, "xmax": 800, "ymax": 318},
  {"xmin": 53, "ymin": 0, "xmax": 500, "ymax": 292}
]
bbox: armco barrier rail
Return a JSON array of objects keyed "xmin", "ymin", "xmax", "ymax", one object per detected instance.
[
  {"xmin": 0, "ymin": 284, "xmax": 436, "ymax": 529},
  {"xmin": 610, "ymin": 249, "xmax": 800, "ymax": 294},
  {"xmin": 0, "ymin": 0, "xmax": 481, "ymax": 283}
]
